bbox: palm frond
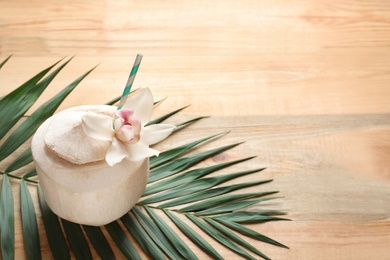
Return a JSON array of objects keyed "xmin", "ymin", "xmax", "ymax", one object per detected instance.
[
  {"xmin": 180, "ymin": 191, "xmax": 278, "ymax": 212},
  {"xmin": 147, "ymin": 105, "xmax": 189, "ymax": 126},
  {"xmin": 149, "ymin": 131, "xmax": 225, "ymax": 169},
  {"xmin": 38, "ymin": 184, "xmax": 71, "ymax": 260},
  {"xmin": 175, "ymin": 116, "xmax": 209, "ymax": 129},
  {"xmin": 0, "ymin": 175, "xmax": 14, "ymax": 260},
  {"xmin": 0, "ymin": 59, "xmax": 64, "ymax": 141},
  {"xmin": 0, "ymin": 57, "xmax": 288, "ymax": 259},
  {"xmin": 83, "ymin": 225, "xmax": 116, "ymax": 260},
  {"xmin": 145, "ymin": 206, "xmax": 199, "ymax": 260},
  {"xmin": 205, "ymin": 218, "xmax": 271, "ymax": 260},
  {"xmin": 159, "ymin": 180, "xmax": 273, "ymax": 208},
  {"xmin": 187, "ymin": 214, "xmax": 256, "ymax": 260},
  {"xmin": 141, "ymin": 168, "xmax": 267, "ymax": 205},
  {"xmin": 131, "ymin": 207, "xmax": 184, "ymax": 260},
  {"xmin": 20, "ymin": 179, "xmax": 41, "ymax": 260},
  {"xmin": 144, "ymin": 156, "xmax": 255, "ymax": 196},
  {"xmin": 105, "ymin": 221, "xmax": 141, "ymax": 260},
  {"xmin": 214, "ymin": 218, "xmax": 289, "ymax": 248},
  {"xmin": 121, "ymin": 213, "xmax": 167, "ymax": 259},
  {"xmin": 4, "ymin": 148, "xmax": 32, "ymax": 173},
  {"xmin": 148, "ymin": 142, "xmax": 243, "ymax": 183},
  {"xmin": 62, "ymin": 220, "xmax": 93, "ymax": 259},
  {"xmin": 0, "ymin": 63, "xmax": 95, "ymax": 162},
  {"xmin": 163, "ymin": 209, "xmax": 224, "ymax": 260},
  {"xmin": 22, "ymin": 168, "xmax": 37, "ymax": 181},
  {"xmin": 0, "ymin": 55, "xmax": 11, "ymax": 70}
]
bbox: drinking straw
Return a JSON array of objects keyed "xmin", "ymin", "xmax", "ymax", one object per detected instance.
[{"xmin": 117, "ymin": 54, "xmax": 143, "ymax": 109}]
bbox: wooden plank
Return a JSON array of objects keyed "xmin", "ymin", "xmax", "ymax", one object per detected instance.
[{"xmin": 0, "ymin": 0, "xmax": 389, "ymax": 259}]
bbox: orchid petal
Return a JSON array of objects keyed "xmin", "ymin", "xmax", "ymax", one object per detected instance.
[
  {"xmin": 116, "ymin": 125, "xmax": 136, "ymax": 143},
  {"xmin": 125, "ymin": 143, "xmax": 159, "ymax": 161},
  {"xmin": 113, "ymin": 116, "xmax": 123, "ymax": 130},
  {"xmin": 81, "ymin": 113, "xmax": 114, "ymax": 141},
  {"xmin": 123, "ymin": 88, "xmax": 154, "ymax": 126},
  {"xmin": 116, "ymin": 109, "xmax": 135, "ymax": 122},
  {"xmin": 139, "ymin": 124, "xmax": 176, "ymax": 145},
  {"xmin": 106, "ymin": 137, "xmax": 127, "ymax": 166}
]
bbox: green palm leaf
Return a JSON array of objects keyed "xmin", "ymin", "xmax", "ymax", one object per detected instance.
[
  {"xmin": 180, "ymin": 191, "xmax": 278, "ymax": 213},
  {"xmin": 104, "ymin": 95, "xmax": 121, "ymax": 105},
  {"xmin": 163, "ymin": 209, "xmax": 224, "ymax": 260},
  {"xmin": 83, "ymin": 225, "xmax": 116, "ymax": 260},
  {"xmin": 0, "ymin": 59, "xmax": 63, "ymax": 141},
  {"xmin": 62, "ymin": 220, "xmax": 93, "ymax": 260},
  {"xmin": 105, "ymin": 221, "xmax": 141, "ymax": 260},
  {"xmin": 132, "ymin": 207, "xmax": 184, "ymax": 260},
  {"xmin": 20, "ymin": 179, "xmax": 41, "ymax": 260},
  {"xmin": 0, "ymin": 57, "xmax": 288, "ymax": 259},
  {"xmin": 175, "ymin": 116, "xmax": 209, "ymax": 129},
  {"xmin": 148, "ymin": 142, "xmax": 242, "ymax": 183},
  {"xmin": 147, "ymin": 105, "xmax": 189, "ymax": 126},
  {"xmin": 145, "ymin": 206, "xmax": 198, "ymax": 260},
  {"xmin": 141, "ymin": 168, "xmax": 267, "ymax": 205},
  {"xmin": 195, "ymin": 198, "xmax": 279, "ymax": 216},
  {"xmin": 160, "ymin": 180, "xmax": 273, "ymax": 208},
  {"xmin": 23, "ymin": 168, "xmax": 37, "ymax": 181},
  {"xmin": 205, "ymin": 218, "xmax": 271, "ymax": 260},
  {"xmin": 187, "ymin": 214, "xmax": 256, "ymax": 260},
  {"xmin": 0, "ymin": 55, "xmax": 11, "ymax": 70},
  {"xmin": 0, "ymin": 64, "xmax": 95, "ymax": 162},
  {"xmin": 214, "ymin": 218, "xmax": 289, "ymax": 248},
  {"xmin": 121, "ymin": 213, "xmax": 167, "ymax": 259},
  {"xmin": 213, "ymin": 211, "xmax": 289, "ymax": 224},
  {"xmin": 0, "ymin": 175, "xmax": 14, "ymax": 260},
  {"xmin": 37, "ymin": 185, "xmax": 71, "ymax": 260},
  {"xmin": 4, "ymin": 148, "xmax": 32, "ymax": 173},
  {"xmin": 145, "ymin": 156, "xmax": 254, "ymax": 196},
  {"xmin": 149, "ymin": 132, "xmax": 224, "ymax": 169}
]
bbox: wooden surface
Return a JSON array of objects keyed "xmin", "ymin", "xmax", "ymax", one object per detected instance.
[{"xmin": 1, "ymin": 0, "xmax": 390, "ymax": 259}]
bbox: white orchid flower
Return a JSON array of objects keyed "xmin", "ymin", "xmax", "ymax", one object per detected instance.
[{"xmin": 81, "ymin": 88, "xmax": 175, "ymax": 166}]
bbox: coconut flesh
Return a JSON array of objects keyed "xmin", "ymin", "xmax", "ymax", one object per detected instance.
[{"xmin": 32, "ymin": 105, "xmax": 149, "ymax": 226}]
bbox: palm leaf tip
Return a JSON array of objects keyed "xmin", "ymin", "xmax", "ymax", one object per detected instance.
[
  {"xmin": 215, "ymin": 219, "xmax": 289, "ymax": 249},
  {"xmin": 205, "ymin": 218, "xmax": 272, "ymax": 260},
  {"xmin": 147, "ymin": 104, "xmax": 190, "ymax": 126},
  {"xmin": 0, "ymin": 55, "xmax": 12, "ymax": 69}
]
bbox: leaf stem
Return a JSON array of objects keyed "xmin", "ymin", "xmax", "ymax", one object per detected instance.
[
  {"xmin": 0, "ymin": 172, "xmax": 38, "ymax": 184},
  {"xmin": 136, "ymin": 204, "xmax": 203, "ymax": 219}
]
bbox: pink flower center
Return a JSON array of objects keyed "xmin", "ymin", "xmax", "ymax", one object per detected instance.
[{"xmin": 114, "ymin": 109, "xmax": 141, "ymax": 144}]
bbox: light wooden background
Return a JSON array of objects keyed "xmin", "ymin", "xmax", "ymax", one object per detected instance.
[{"xmin": 1, "ymin": 0, "xmax": 390, "ymax": 259}]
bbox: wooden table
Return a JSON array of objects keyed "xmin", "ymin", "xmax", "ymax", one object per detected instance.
[{"xmin": 1, "ymin": 1, "xmax": 389, "ymax": 259}]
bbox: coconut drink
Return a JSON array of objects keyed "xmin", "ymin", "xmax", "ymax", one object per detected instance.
[{"xmin": 32, "ymin": 56, "xmax": 175, "ymax": 226}]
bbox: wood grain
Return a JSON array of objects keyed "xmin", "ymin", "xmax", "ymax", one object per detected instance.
[{"xmin": 1, "ymin": 0, "xmax": 390, "ymax": 259}]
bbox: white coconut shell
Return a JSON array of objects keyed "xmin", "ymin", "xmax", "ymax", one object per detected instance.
[{"xmin": 31, "ymin": 105, "xmax": 149, "ymax": 226}]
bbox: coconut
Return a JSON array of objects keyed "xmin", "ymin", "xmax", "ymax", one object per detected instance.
[{"xmin": 31, "ymin": 105, "xmax": 148, "ymax": 226}]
